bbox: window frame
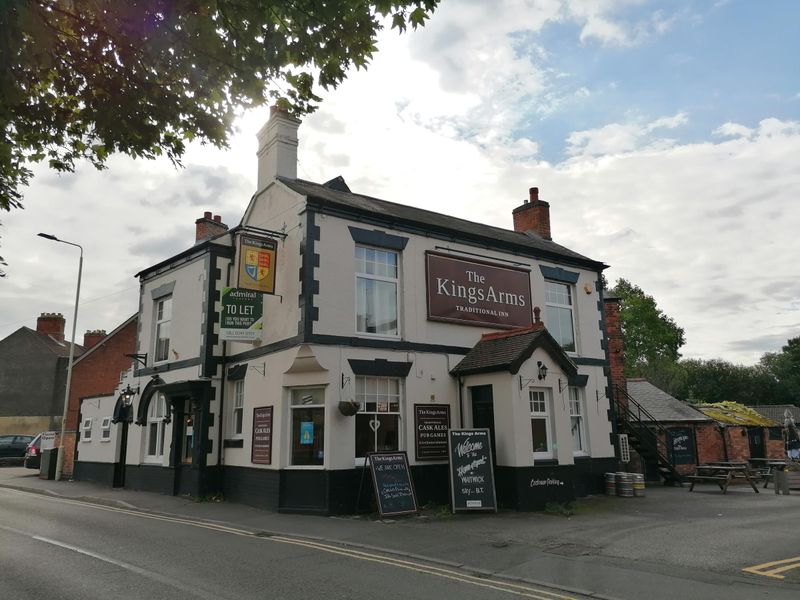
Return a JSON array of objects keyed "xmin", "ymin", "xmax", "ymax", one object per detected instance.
[
  {"xmin": 144, "ymin": 393, "xmax": 168, "ymax": 462},
  {"xmin": 153, "ymin": 295, "xmax": 173, "ymax": 364},
  {"xmin": 568, "ymin": 387, "xmax": 588, "ymax": 456},
  {"xmin": 544, "ymin": 280, "xmax": 577, "ymax": 354},
  {"xmin": 231, "ymin": 380, "xmax": 244, "ymax": 438},
  {"xmin": 100, "ymin": 417, "xmax": 112, "ymax": 442},
  {"xmin": 354, "ymin": 375, "xmax": 403, "ymax": 465},
  {"xmin": 529, "ymin": 388, "xmax": 554, "ymax": 459},
  {"xmin": 288, "ymin": 387, "xmax": 326, "ymax": 468},
  {"xmin": 354, "ymin": 245, "xmax": 401, "ymax": 338},
  {"xmin": 81, "ymin": 417, "xmax": 93, "ymax": 442}
]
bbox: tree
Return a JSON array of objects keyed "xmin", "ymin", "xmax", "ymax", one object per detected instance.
[
  {"xmin": 611, "ymin": 278, "xmax": 686, "ymax": 376},
  {"xmin": 678, "ymin": 359, "xmax": 779, "ymax": 405},
  {"xmin": 0, "ymin": 0, "xmax": 439, "ymax": 209},
  {"xmin": 759, "ymin": 336, "xmax": 800, "ymax": 404}
]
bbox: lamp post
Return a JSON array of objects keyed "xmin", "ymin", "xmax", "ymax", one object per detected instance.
[{"xmin": 38, "ymin": 233, "xmax": 83, "ymax": 481}]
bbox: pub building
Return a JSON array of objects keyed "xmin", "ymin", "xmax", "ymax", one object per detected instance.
[{"xmin": 74, "ymin": 108, "xmax": 618, "ymax": 513}]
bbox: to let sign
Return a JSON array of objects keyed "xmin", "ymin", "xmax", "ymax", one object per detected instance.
[
  {"xmin": 251, "ymin": 407, "xmax": 273, "ymax": 465},
  {"xmin": 448, "ymin": 429, "xmax": 497, "ymax": 513},
  {"xmin": 414, "ymin": 404, "xmax": 450, "ymax": 461},
  {"xmin": 221, "ymin": 287, "xmax": 263, "ymax": 341},
  {"xmin": 426, "ymin": 252, "xmax": 532, "ymax": 329}
]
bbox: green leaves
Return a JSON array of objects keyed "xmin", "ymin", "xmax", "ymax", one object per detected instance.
[{"xmin": 0, "ymin": 0, "xmax": 441, "ymax": 209}]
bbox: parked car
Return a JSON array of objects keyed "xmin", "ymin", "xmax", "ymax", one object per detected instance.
[
  {"xmin": 24, "ymin": 433, "xmax": 43, "ymax": 469},
  {"xmin": 0, "ymin": 434, "xmax": 35, "ymax": 465}
]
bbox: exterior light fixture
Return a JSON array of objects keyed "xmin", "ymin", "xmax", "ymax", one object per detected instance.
[
  {"xmin": 537, "ymin": 361, "xmax": 548, "ymax": 381},
  {"xmin": 121, "ymin": 385, "xmax": 139, "ymax": 406}
]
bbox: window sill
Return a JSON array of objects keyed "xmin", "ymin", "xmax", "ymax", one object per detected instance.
[
  {"xmin": 533, "ymin": 457, "xmax": 557, "ymax": 465},
  {"xmin": 354, "ymin": 332, "xmax": 401, "ymax": 341},
  {"xmin": 573, "ymin": 454, "xmax": 591, "ymax": 460},
  {"xmin": 223, "ymin": 438, "xmax": 244, "ymax": 448},
  {"xmin": 285, "ymin": 464, "xmax": 325, "ymax": 470}
]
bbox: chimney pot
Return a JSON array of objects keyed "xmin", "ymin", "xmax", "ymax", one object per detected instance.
[
  {"xmin": 36, "ymin": 312, "xmax": 66, "ymax": 342},
  {"xmin": 213, "ymin": 215, "xmax": 221, "ymax": 223},
  {"xmin": 529, "ymin": 187, "xmax": 539, "ymax": 202},
  {"xmin": 195, "ymin": 212, "xmax": 228, "ymax": 243},
  {"xmin": 83, "ymin": 330, "xmax": 106, "ymax": 349},
  {"xmin": 203, "ymin": 211, "xmax": 212, "ymax": 219},
  {"xmin": 512, "ymin": 186, "xmax": 551, "ymax": 240}
]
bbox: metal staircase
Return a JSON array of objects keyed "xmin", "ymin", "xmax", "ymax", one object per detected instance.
[{"xmin": 612, "ymin": 385, "xmax": 683, "ymax": 486}]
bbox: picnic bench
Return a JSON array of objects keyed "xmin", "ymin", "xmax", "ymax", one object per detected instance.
[
  {"xmin": 748, "ymin": 458, "xmax": 787, "ymax": 490},
  {"xmin": 686, "ymin": 463, "xmax": 759, "ymax": 494}
]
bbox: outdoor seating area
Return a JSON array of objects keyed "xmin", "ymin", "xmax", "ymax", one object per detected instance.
[
  {"xmin": 687, "ymin": 459, "xmax": 800, "ymax": 494},
  {"xmin": 686, "ymin": 462, "xmax": 760, "ymax": 494}
]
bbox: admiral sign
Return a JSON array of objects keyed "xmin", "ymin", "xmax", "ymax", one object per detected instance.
[
  {"xmin": 221, "ymin": 287, "xmax": 263, "ymax": 341},
  {"xmin": 425, "ymin": 252, "xmax": 532, "ymax": 329},
  {"xmin": 238, "ymin": 235, "xmax": 277, "ymax": 294}
]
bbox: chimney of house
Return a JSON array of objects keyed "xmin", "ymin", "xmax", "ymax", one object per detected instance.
[
  {"xmin": 83, "ymin": 330, "xmax": 106, "ymax": 349},
  {"xmin": 512, "ymin": 187, "xmax": 551, "ymax": 240},
  {"xmin": 256, "ymin": 105, "xmax": 300, "ymax": 190},
  {"xmin": 36, "ymin": 312, "xmax": 66, "ymax": 342},
  {"xmin": 195, "ymin": 211, "xmax": 229, "ymax": 243},
  {"xmin": 603, "ymin": 295, "xmax": 627, "ymax": 412}
]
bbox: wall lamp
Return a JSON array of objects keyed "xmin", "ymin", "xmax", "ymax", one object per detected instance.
[
  {"xmin": 121, "ymin": 384, "xmax": 139, "ymax": 406},
  {"xmin": 537, "ymin": 361, "xmax": 548, "ymax": 381}
]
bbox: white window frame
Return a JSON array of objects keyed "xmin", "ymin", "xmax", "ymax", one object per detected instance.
[
  {"xmin": 569, "ymin": 387, "xmax": 588, "ymax": 456},
  {"xmin": 354, "ymin": 376, "xmax": 403, "ymax": 466},
  {"xmin": 231, "ymin": 380, "xmax": 244, "ymax": 438},
  {"xmin": 145, "ymin": 394, "xmax": 168, "ymax": 462},
  {"xmin": 153, "ymin": 296, "xmax": 172, "ymax": 364},
  {"xmin": 288, "ymin": 387, "xmax": 326, "ymax": 469},
  {"xmin": 81, "ymin": 417, "xmax": 93, "ymax": 442},
  {"xmin": 100, "ymin": 417, "xmax": 112, "ymax": 442},
  {"xmin": 354, "ymin": 245, "xmax": 400, "ymax": 338},
  {"xmin": 529, "ymin": 388, "xmax": 554, "ymax": 459},
  {"xmin": 544, "ymin": 280, "xmax": 577, "ymax": 354}
]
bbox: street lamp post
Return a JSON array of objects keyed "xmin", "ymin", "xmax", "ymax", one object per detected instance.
[{"xmin": 38, "ymin": 233, "xmax": 83, "ymax": 481}]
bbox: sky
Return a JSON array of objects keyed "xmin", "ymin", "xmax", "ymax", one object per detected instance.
[{"xmin": 1, "ymin": 0, "xmax": 798, "ymax": 365}]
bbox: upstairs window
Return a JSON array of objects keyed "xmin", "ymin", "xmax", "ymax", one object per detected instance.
[
  {"xmin": 154, "ymin": 296, "xmax": 172, "ymax": 363},
  {"xmin": 355, "ymin": 246, "xmax": 399, "ymax": 336},
  {"xmin": 545, "ymin": 281, "xmax": 575, "ymax": 352}
]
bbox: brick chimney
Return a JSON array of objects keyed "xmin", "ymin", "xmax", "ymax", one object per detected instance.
[
  {"xmin": 36, "ymin": 313, "xmax": 66, "ymax": 342},
  {"xmin": 195, "ymin": 211, "xmax": 228, "ymax": 243},
  {"xmin": 603, "ymin": 296, "xmax": 626, "ymax": 411},
  {"xmin": 83, "ymin": 330, "xmax": 106, "ymax": 349},
  {"xmin": 512, "ymin": 187, "xmax": 551, "ymax": 240},
  {"xmin": 256, "ymin": 105, "xmax": 300, "ymax": 190}
]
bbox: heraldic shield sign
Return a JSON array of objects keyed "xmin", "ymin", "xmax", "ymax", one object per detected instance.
[{"xmin": 237, "ymin": 235, "xmax": 278, "ymax": 294}]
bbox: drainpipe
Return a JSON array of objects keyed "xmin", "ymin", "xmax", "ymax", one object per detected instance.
[
  {"xmin": 217, "ymin": 259, "xmax": 233, "ymax": 467},
  {"xmin": 458, "ymin": 376, "xmax": 464, "ymax": 428}
]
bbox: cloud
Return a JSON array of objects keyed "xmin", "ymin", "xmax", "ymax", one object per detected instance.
[{"xmin": 565, "ymin": 112, "xmax": 688, "ymax": 156}]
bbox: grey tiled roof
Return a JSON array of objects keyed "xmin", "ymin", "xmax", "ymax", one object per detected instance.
[
  {"xmin": 24, "ymin": 327, "xmax": 84, "ymax": 357},
  {"xmin": 627, "ymin": 379, "xmax": 711, "ymax": 423},
  {"xmin": 748, "ymin": 404, "xmax": 799, "ymax": 423},
  {"xmin": 278, "ymin": 177, "xmax": 606, "ymax": 270}
]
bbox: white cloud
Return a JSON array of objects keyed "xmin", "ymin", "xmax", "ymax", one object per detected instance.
[{"xmin": 565, "ymin": 112, "xmax": 688, "ymax": 157}]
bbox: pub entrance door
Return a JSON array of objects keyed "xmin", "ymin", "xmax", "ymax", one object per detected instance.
[
  {"xmin": 747, "ymin": 426, "xmax": 766, "ymax": 459},
  {"xmin": 470, "ymin": 385, "xmax": 497, "ymax": 465}
]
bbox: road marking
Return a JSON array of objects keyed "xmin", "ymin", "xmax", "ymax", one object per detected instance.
[
  {"xmin": 0, "ymin": 488, "xmax": 579, "ymax": 600},
  {"xmin": 742, "ymin": 556, "xmax": 800, "ymax": 580}
]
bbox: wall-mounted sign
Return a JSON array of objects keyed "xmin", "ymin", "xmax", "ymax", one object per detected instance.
[
  {"xmin": 426, "ymin": 252, "xmax": 532, "ymax": 329},
  {"xmin": 221, "ymin": 287, "xmax": 263, "ymax": 341},
  {"xmin": 40, "ymin": 431, "xmax": 56, "ymax": 451},
  {"xmin": 447, "ymin": 429, "xmax": 497, "ymax": 512},
  {"xmin": 251, "ymin": 406, "xmax": 273, "ymax": 465},
  {"xmin": 668, "ymin": 427, "xmax": 695, "ymax": 465},
  {"xmin": 238, "ymin": 235, "xmax": 278, "ymax": 294},
  {"xmin": 414, "ymin": 404, "xmax": 450, "ymax": 461},
  {"xmin": 368, "ymin": 451, "xmax": 418, "ymax": 517}
]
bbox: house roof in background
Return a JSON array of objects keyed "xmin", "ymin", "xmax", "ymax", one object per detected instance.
[
  {"xmin": 747, "ymin": 404, "xmax": 800, "ymax": 424},
  {"xmin": 20, "ymin": 327, "xmax": 84, "ymax": 358},
  {"xmin": 626, "ymin": 379, "xmax": 711, "ymax": 422},
  {"xmin": 695, "ymin": 401, "xmax": 780, "ymax": 426}
]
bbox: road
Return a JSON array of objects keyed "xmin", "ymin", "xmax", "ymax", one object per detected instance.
[{"xmin": 0, "ymin": 488, "xmax": 586, "ymax": 600}]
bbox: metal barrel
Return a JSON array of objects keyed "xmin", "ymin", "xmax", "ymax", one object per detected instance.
[
  {"xmin": 632, "ymin": 473, "xmax": 645, "ymax": 497},
  {"xmin": 616, "ymin": 472, "xmax": 634, "ymax": 497},
  {"xmin": 604, "ymin": 472, "xmax": 617, "ymax": 496}
]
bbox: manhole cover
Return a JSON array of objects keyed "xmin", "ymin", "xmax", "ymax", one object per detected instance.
[{"xmin": 544, "ymin": 543, "xmax": 599, "ymax": 557}]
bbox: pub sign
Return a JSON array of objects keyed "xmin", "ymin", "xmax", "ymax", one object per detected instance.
[{"xmin": 238, "ymin": 235, "xmax": 278, "ymax": 294}]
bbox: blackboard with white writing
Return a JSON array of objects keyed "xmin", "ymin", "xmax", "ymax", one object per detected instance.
[
  {"xmin": 668, "ymin": 427, "xmax": 695, "ymax": 465},
  {"xmin": 368, "ymin": 452, "xmax": 418, "ymax": 517},
  {"xmin": 448, "ymin": 429, "xmax": 497, "ymax": 512}
]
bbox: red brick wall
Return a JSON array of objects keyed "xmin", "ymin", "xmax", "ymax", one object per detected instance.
[
  {"xmin": 767, "ymin": 437, "xmax": 785, "ymax": 459},
  {"xmin": 603, "ymin": 297, "xmax": 626, "ymax": 411},
  {"xmin": 63, "ymin": 318, "xmax": 136, "ymax": 477},
  {"xmin": 724, "ymin": 427, "xmax": 751, "ymax": 462},
  {"xmin": 696, "ymin": 423, "xmax": 725, "ymax": 464}
]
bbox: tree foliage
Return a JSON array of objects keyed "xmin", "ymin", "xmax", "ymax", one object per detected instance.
[
  {"xmin": 0, "ymin": 0, "xmax": 439, "ymax": 209},
  {"xmin": 611, "ymin": 278, "xmax": 685, "ymax": 375}
]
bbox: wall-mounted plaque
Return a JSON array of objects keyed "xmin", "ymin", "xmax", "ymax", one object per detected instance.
[
  {"xmin": 251, "ymin": 406, "xmax": 273, "ymax": 465},
  {"xmin": 414, "ymin": 404, "xmax": 450, "ymax": 461}
]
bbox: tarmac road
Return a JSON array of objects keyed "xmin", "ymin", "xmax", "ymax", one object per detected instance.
[{"xmin": 1, "ymin": 467, "xmax": 799, "ymax": 599}]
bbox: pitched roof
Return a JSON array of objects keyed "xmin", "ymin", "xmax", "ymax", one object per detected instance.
[
  {"xmin": 22, "ymin": 327, "xmax": 84, "ymax": 358},
  {"xmin": 695, "ymin": 401, "xmax": 780, "ymax": 426},
  {"xmin": 747, "ymin": 404, "xmax": 800, "ymax": 424},
  {"xmin": 626, "ymin": 379, "xmax": 711, "ymax": 423},
  {"xmin": 278, "ymin": 177, "xmax": 606, "ymax": 270},
  {"xmin": 450, "ymin": 325, "xmax": 577, "ymax": 377},
  {"xmin": 72, "ymin": 314, "xmax": 137, "ymax": 367}
]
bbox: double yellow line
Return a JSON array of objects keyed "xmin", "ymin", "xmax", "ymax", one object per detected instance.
[
  {"xmin": 1, "ymin": 488, "xmax": 579, "ymax": 600},
  {"xmin": 743, "ymin": 556, "xmax": 800, "ymax": 579}
]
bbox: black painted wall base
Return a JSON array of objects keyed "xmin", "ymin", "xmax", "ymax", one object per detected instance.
[{"xmin": 74, "ymin": 461, "xmax": 115, "ymax": 486}]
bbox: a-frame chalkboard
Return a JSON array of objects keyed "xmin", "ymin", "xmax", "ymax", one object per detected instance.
[
  {"xmin": 367, "ymin": 451, "xmax": 418, "ymax": 517},
  {"xmin": 448, "ymin": 428, "xmax": 497, "ymax": 512}
]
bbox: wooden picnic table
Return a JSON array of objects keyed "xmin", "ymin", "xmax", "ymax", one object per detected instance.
[
  {"xmin": 686, "ymin": 464, "xmax": 760, "ymax": 494},
  {"xmin": 748, "ymin": 458, "xmax": 788, "ymax": 490}
]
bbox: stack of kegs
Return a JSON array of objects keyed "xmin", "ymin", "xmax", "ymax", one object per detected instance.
[
  {"xmin": 604, "ymin": 472, "xmax": 617, "ymax": 496},
  {"xmin": 632, "ymin": 473, "xmax": 646, "ymax": 497},
  {"xmin": 615, "ymin": 472, "xmax": 634, "ymax": 497}
]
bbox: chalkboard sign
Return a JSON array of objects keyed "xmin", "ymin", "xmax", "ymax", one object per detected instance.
[
  {"xmin": 668, "ymin": 427, "xmax": 695, "ymax": 465},
  {"xmin": 448, "ymin": 429, "xmax": 497, "ymax": 512},
  {"xmin": 414, "ymin": 404, "xmax": 450, "ymax": 461},
  {"xmin": 368, "ymin": 451, "xmax": 418, "ymax": 517}
]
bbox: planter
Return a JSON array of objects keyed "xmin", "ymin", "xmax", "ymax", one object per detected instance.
[{"xmin": 338, "ymin": 400, "xmax": 360, "ymax": 417}]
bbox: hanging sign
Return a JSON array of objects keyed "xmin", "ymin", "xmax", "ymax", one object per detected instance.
[
  {"xmin": 220, "ymin": 287, "xmax": 263, "ymax": 341},
  {"xmin": 414, "ymin": 404, "xmax": 450, "ymax": 461},
  {"xmin": 368, "ymin": 451, "xmax": 418, "ymax": 517},
  {"xmin": 238, "ymin": 235, "xmax": 278, "ymax": 294},
  {"xmin": 447, "ymin": 429, "xmax": 497, "ymax": 512},
  {"xmin": 251, "ymin": 407, "xmax": 273, "ymax": 465}
]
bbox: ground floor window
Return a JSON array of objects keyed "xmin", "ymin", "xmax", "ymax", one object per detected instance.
[
  {"xmin": 81, "ymin": 417, "xmax": 93, "ymax": 441},
  {"xmin": 569, "ymin": 387, "xmax": 587, "ymax": 455},
  {"xmin": 529, "ymin": 388, "xmax": 554, "ymax": 458},
  {"xmin": 355, "ymin": 376, "xmax": 401, "ymax": 460},
  {"xmin": 290, "ymin": 387, "xmax": 325, "ymax": 466},
  {"xmin": 232, "ymin": 380, "xmax": 244, "ymax": 437},
  {"xmin": 146, "ymin": 393, "xmax": 168, "ymax": 459}
]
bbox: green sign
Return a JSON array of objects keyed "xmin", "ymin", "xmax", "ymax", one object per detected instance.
[{"xmin": 221, "ymin": 287, "xmax": 263, "ymax": 341}]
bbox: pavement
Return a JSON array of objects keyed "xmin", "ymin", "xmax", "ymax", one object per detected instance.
[{"xmin": 2, "ymin": 466, "xmax": 800, "ymax": 599}]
